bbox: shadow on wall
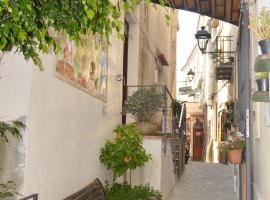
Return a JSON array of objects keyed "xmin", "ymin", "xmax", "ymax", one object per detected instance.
[{"xmin": 0, "ymin": 116, "xmax": 26, "ymax": 195}]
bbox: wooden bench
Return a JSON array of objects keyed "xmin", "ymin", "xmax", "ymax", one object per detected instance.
[
  {"xmin": 63, "ymin": 178, "xmax": 106, "ymax": 200},
  {"xmin": 19, "ymin": 194, "xmax": 38, "ymax": 200}
]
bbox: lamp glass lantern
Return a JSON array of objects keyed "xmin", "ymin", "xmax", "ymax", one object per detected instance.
[
  {"xmin": 195, "ymin": 26, "xmax": 211, "ymax": 53},
  {"xmin": 187, "ymin": 69, "xmax": 195, "ymax": 82}
]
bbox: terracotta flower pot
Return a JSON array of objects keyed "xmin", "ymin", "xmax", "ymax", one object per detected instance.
[
  {"xmin": 228, "ymin": 150, "xmax": 243, "ymax": 164},
  {"xmin": 135, "ymin": 122, "xmax": 159, "ymax": 135}
]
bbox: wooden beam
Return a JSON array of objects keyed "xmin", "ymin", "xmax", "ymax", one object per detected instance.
[
  {"xmin": 208, "ymin": 0, "xmax": 212, "ymax": 17},
  {"xmin": 211, "ymin": 0, "xmax": 216, "ymax": 18},
  {"xmin": 183, "ymin": 0, "xmax": 188, "ymax": 10},
  {"xmin": 223, "ymin": 0, "xmax": 226, "ymax": 18},
  {"xmin": 195, "ymin": 0, "xmax": 201, "ymax": 14}
]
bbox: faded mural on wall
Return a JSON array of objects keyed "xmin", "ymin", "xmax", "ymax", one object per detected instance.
[{"xmin": 55, "ymin": 33, "xmax": 108, "ymax": 102}]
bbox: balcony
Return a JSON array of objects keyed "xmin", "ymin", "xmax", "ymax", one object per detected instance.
[
  {"xmin": 213, "ymin": 53, "xmax": 234, "ymax": 81},
  {"xmin": 216, "ymin": 63, "xmax": 233, "ymax": 80}
]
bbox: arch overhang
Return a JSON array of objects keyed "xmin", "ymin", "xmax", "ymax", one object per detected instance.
[{"xmin": 153, "ymin": 0, "xmax": 240, "ymax": 26}]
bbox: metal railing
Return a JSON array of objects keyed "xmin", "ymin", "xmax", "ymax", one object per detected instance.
[
  {"xmin": 123, "ymin": 84, "xmax": 173, "ymax": 151},
  {"xmin": 123, "ymin": 84, "xmax": 186, "ymax": 177}
]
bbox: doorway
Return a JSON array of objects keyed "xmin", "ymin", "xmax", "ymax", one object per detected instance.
[
  {"xmin": 193, "ymin": 119, "xmax": 204, "ymax": 161},
  {"xmin": 122, "ymin": 21, "xmax": 129, "ymax": 125}
]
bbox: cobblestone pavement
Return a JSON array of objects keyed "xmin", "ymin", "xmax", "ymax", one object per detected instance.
[{"xmin": 167, "ymin": 162, "xmax": 236, "ymax": 200}]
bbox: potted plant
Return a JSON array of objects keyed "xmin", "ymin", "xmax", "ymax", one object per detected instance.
[
  {"xmin": 122, "ymin": 87, "xmax": 164, "ymax": 135},
  {"xmin": 255, "ymin": 72, "xmax": 269, "ymax": 92},
  {"xmin": 221, "ymin": 132, "xmax": 245, "ymax": 164},
  {"xmin": 222, "ymin": 101, "xmax": 234, "ymax": 131},
  {"xmin": 249, "ymin": 7, "xmax": 270, "ymax": 54},
  {"xmin": 100, "ymin": 124, "xmax": 151, "ymax": 182},
  {"xmin": 172, "ymin": 100, "xmax": 182, "ymax": 127}
]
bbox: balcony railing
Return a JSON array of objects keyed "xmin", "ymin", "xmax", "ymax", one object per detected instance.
[{"xmin": 123, "ymin": 84, "xmax": 186, "ymax": 177}]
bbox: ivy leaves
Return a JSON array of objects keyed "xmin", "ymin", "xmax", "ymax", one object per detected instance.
[
  {"xmin": 0, "ymin": 0, "xmax": 54, "ymax": 69},
  {"xmin": 0, "ymin": 120, "xmax": 26, "ymax": 143},
  {"xmin": 0, "ymin": 0, "xmax": 147, "ymax": 70}
]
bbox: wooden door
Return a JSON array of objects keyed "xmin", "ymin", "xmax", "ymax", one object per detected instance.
[{"xmin": 193, "ymin": 130, "xmax": 204, "ymax": 161}]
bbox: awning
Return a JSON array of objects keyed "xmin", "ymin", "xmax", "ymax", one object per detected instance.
[{"xmin": 153, "ymin": 0, "xmax": 240, "ymax": 26}]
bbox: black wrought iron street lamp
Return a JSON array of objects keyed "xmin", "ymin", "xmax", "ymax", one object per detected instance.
[
  {"xmin": 187, "ymin": 69, "xmax": 195, "ymax": 82},
  {"xmin": 195, "ymin": 26, "xmax": 211, "ymax": 53}
]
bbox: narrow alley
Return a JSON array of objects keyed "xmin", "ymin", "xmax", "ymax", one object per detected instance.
[
  {"xmin": 1, "ymin": 0, "xmax": 270, "ymax": 200},
  {"xmin": 168, "ymin": 162, "xmax": 235, "ymax": 200}
]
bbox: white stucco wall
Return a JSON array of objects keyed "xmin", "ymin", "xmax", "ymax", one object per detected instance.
[
  {"xmin": 0, "ymin": 52, "xmax": 33, "ymax": 195},
  {"xmin": 0, "ymin": 31, "xmax": 123, "ymax": 199},
  {"xmin": 250, "ymin": 2, "xmax": 270, "ymax": 200},
  {"xmin": 132, "ymin": 137, "xmax": 176, "ymax": 200},
  {"xmin": 0, "ymin": 3, "xmax": 178, "ymax": 200},
  {"xmin": 24, "ymin": 36, "xmax": 123, "ymax": 199}
]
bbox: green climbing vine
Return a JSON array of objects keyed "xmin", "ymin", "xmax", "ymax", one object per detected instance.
[{"xmin": 0, "ymin": 0, "xmax": 168, "ymax": 70}]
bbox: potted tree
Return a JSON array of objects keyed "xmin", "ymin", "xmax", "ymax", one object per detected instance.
[
  {"xmin": 122, "ymin": 87, "xmax": 164, "ymax": 135},
  {"xmin": 249, "ymin": 7, "xmax": 270, "ymax": 54},
  {"xmin": 100, "ymin": 124, "xmax": 162, "ymax": 200},
  {"xmin": 256, "ymin": 72, "xmax": 269, "ymax": 92},
  {"xmin": 221, "ymin": 132, "xmax": 245, "ymax": 164},
  {"xmin": 100, "ymin": 123, "xmax": 152, "ymax": 182}
]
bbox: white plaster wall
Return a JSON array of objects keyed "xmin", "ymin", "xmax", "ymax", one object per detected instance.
[
  {"xmin": 132, "ymin": 138, "xmax": 176, "ymax": 200},
  {"xmin": 126, "ymin": 9, "xmax": 140, "ymax": 86},
  {"xmin": 251, "ymin": 2, "xmax": 270, "ymax": 200},
  {"xmin": 0, "ymin": 31, "xmax": 123, "ymax": 200},
  {"xmin": 0, "ymin": 52, "xmax": 32, "ymax": 118},
  {"xmin": 252, "ymin": 103, "xmax": 270, "ymax": 200},
  {"xmin": 132, "ymin": 139, "xmax": 162, "ymax": 190},
  {"xmin": 161, "ymin": 141, "xmax": 177, "ymax": 200},
  {"xmin": 138, "ymin": 4, "xmax": 177, "ymax": 93},
  {"xmin": 0, "ymin": 52, "xmax": 33, "ymax": 196},
  {"xmin": 21, "ymin": 32, "xmax": 123, "ymax": 199}
]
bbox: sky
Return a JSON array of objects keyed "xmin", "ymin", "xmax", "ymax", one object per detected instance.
[{"xmin": 176, "ymin": 10, "xmax": 199, "ymax": 82}]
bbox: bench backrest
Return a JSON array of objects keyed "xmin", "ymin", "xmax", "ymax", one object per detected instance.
[
  {"xmin": 19, "ymin": 194, "xmax": 38, "ymax": 200},
  {"xmin": 63, "ymin": 178, "xmax": 106, "ymax": 200}
]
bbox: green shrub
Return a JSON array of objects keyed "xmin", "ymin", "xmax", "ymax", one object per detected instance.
[
  {"xmin": 256, "ymin": 72, "xmax": 269, "ymax": 79},
  {"xmin": 0, "ymin": 181, "xmax": 19, "ymax": 199},
  {"xmin": 172, "ymin": 100, "xmax": 182, "ymax": 121},
  {"xmin": 122, "ymin": 87, "xmax": 164, "ymax": 122},
  {"xmin": 100, "ymin": 124, "xmax": 151, "ymax": 180},
  {"xmin": 104, "ymin": 182, "xmax": 162, "ymax": 200}
]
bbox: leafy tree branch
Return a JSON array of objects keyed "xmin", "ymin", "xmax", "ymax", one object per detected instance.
[{"xmin": 0, "ymin": 0, "xmax": 167, "ymax": 70}]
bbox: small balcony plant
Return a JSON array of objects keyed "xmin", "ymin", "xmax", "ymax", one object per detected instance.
[
  {"xmin": 221, "ymin": 132, "xmax": 245, "ymax": 164},
  {"xmin": 255, "ymin": 72, "xmax": 269, "ymax": 92},
  {"xmin": 249, "ymin": 7, "xmax": 270, "ymax": 54},
  {"xmin": 222, "ymin": 100, "xmax": 234, "ymax": 131}
]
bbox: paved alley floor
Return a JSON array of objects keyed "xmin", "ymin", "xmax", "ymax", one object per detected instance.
[{"xmin": 168, "ymin": 161, "xmax": 236, "ymax": 200}]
